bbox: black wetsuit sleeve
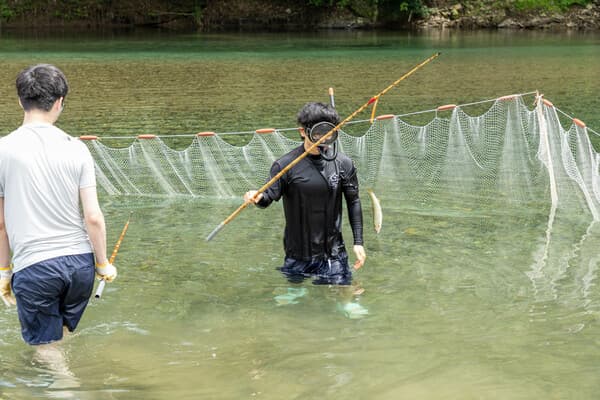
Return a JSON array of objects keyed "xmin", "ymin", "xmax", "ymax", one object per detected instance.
[
  {"xmin": 343, "ymin": 163, "xmax": 364, "ymax": 246},
  {"xmin": 256, "ymin": 161, "xmax": 284, "ymax": 208}
]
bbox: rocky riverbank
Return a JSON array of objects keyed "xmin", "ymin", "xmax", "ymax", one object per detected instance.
[
  {"xmin": 416, "ymin": 2, "xmax": 600, "ymax": 30},
  {"xmin": 199, "ymin": 0, "xmax": 600, "ymax": 31},
  {"xmin": 0, "ymin": 0, "xmax": 598, "ymax": 32}
]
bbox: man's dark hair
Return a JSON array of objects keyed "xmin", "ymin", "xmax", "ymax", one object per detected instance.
[
  {"xmin": 297, "ymin": 102, "xmax": 340, "ymax": 129},
  {"xmin": 16, "ymin": 64, "xmax": 68, "ymax": 112}
]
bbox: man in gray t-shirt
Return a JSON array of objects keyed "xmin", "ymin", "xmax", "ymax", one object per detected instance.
[{"xmin": 0, "ymin": 64, "xmax": 117, "ymax": 346}]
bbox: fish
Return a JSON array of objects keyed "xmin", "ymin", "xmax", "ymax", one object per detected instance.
[{"xmin": 366, "ymin": 189, "xmax": 382, "ymax": 234}]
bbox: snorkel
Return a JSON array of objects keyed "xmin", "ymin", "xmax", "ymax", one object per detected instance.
[{"xmin": 307, "ymin": 121, "xmax": 339, "ymax": 161}]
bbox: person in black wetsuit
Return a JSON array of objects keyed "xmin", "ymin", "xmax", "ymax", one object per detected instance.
[{"xmin": 244, "ymin": 102, "xmax": 366, "ymax": 287}]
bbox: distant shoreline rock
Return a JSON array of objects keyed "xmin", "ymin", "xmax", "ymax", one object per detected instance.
[
  {"xmin": 416, "ymin": 3, "xmax": 600, "ymax": 31},
  {"xmin": 0, "ymin": 1, "xmax": 598, "ymax": 32}
]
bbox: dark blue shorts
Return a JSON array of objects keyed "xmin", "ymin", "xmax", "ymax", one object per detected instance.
[
  {"xmin": 11, "ymin": 253, "xmax": 95, "ymax": 345},
  {"xmin": 279, "ymin": 252, "xmax": 352, "ymax": 285}
]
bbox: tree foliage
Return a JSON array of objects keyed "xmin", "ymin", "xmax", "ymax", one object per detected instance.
[
  {"xmin": 0, "ymin": 0, "xmax": 594, "ymax": 27},
  {"xmin": 510, "ymin": 0, "xmax": 592, "ymax": 11}
]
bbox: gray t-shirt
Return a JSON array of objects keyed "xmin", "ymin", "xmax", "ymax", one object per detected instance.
[{"xmin": 0, "ymin": 123, "xmax": 95, "ymax": 272}]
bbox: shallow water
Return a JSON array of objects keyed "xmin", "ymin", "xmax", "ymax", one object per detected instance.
[{"xmin": 1, "ymin": 29, "xmax": 600, "ymax": 399}]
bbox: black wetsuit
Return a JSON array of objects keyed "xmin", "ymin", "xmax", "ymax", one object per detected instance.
[{"xmin": 257, "ymin": 145, "xmax": 364, "ymax": 283}]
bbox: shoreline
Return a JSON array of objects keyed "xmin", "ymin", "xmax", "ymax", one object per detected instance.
[{"xmin": 0, "ymin": 2, "xmax": 598, "ymax": 33}]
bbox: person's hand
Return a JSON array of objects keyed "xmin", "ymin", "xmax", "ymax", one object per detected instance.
[
  {"xmin": 0, "ymin": 267, "xmax": 16, "ymax": 306},
  {"xmin": 95, "ymin": 262, "xmax": 118, "ymax": 282},
  {"xmin": 243, "ymin": 190, "xmax": 263, "ymax": 204},
  {"xmin": 353, "ymin": 245, "xmax": 366, "ymax": 270}
]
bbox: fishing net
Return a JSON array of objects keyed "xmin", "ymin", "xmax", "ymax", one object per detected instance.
[{"xmin": 83, "ymin": 93, "xmax": 600, "ymax": 221}]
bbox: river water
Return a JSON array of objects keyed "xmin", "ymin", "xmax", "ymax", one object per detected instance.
[{"xmin": 0, "ymin": 29, "xmax": 599, "ymax": 399}]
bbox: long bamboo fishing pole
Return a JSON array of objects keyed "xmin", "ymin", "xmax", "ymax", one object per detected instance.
[
  {"xmin": 1, "ymin": 294, "xmax": 12, "ymax": 307},
  {"xmin": 206, "ymin": 52, "xmax": 441, "ymax": 242},
  {"xmin": 95, "ymin": 212, "xmax": 132, "ymax": 298},
  {"xmin": 328, "ymin": 87, "xmax": 335, "ymax": 108}
]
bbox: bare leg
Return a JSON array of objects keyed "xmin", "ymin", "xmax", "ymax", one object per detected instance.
[
  {"xmin": 274, "ymin": 286, "xmax": 307, "ymax": 305},
  {"xmin": 334, "ymin": 283, "xmax": 369, "ymax": 319},
  {"xmin": 332, "ymin": 282, "xmax": 365, "ymax": 301},
  {"xmin": 35, "ymin": 329, "xmax": 80, "ymax": 391}
]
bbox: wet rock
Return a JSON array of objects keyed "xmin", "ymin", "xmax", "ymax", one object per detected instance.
[{"xmin": 498, "ymin": 18, "xmax": 523, "ymax": 29}]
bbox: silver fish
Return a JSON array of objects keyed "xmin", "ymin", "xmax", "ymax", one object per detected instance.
[{"xmin": 367, "ymin": 189, "xmax": 382, "ymax": 234}]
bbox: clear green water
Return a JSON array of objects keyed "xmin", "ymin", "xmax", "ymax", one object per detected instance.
[{"xmin": 1, "ymin": 29, "xmax": 600, "ymax": 399}]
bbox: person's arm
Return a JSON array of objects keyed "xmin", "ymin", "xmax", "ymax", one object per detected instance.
[
  {"xmin": 80, "ymin": 186, "xmax": 107, "ymax": 264},
  {"xmin": 80, "ymin": 186, "xmax": 116, "ymax": 281},
  {"xmin": 0, "ymin": 197, "xmax": 16, "ymax": 305},
  {"xmin": 0, "ymin": 198, "xmax": 10, "ymax": 268},
  {"xmin": 343, "ymin": 164, "xmax": 364, "ymax": 245},
  {"xmin": 244, "ymin": 161, "xmax": 285, "ymax": 208},
  {"xmin": 342, "ymin": 162, "xmax": 366, "ymax": 269}
]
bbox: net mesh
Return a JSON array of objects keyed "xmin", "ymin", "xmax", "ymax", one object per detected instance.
[{"xmin": 84, "ymin": 93, "xmax": 600, "ymax": 221}]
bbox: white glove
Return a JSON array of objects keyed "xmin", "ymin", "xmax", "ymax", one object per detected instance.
[
  {"xmin": 0, "ymin": 266, "xmax": 16, "ymax": 306},
  {"xmin": 95, "ymin": 262, "xmax": 117, "ymax": 282},
  {"xmin": 243, "ymin": 190, "xmax": 263, "ymax": 204}
]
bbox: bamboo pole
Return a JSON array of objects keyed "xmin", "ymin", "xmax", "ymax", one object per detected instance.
[
  {"xmin": 206, "ymin": 52, "xmax": 441, "ymax": 242},
  {"xmin": 95, "ymin": 212, "xmax": 132, "ymax": 298}
]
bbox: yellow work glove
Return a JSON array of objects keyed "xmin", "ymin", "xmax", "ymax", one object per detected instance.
[
  {"xmin": 0, "ymin": 265, "xmax": 16, "ymax": 306},
  {"xmin": 95, "ymin": 261, "xmax": 118, "ymax": 282}
]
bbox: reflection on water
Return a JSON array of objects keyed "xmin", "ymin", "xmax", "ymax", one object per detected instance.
[
  {"xmin": 0, "ymin": 30, "xmax": 598, "ymax": 145},
  {"xmin": 0, "ymin": 30, "xmax": 599, "ymax": 399},
  {"xmin": 1, "ymin": 194, "xmax": 599, "ymax": 399}
]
